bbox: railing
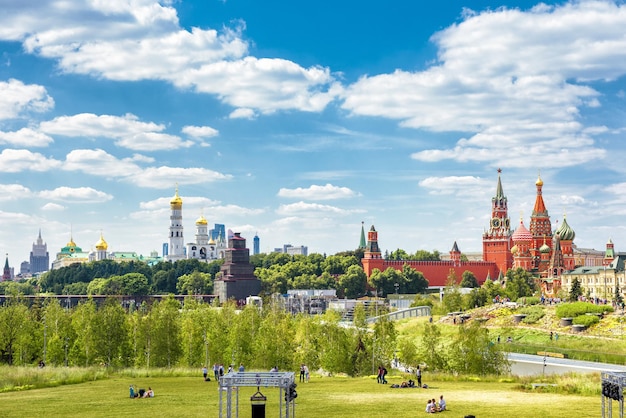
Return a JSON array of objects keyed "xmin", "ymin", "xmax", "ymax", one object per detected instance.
[{"xmin": 366, "ymin": 306, "xmax": 431, "ymax": 324}]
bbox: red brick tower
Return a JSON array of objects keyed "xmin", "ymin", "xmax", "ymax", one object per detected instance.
[
  {"xmin": 482, "ymin": 169, "xmax": 513, "ymax": 275},
  {"xmin": 362, "ymin": 225, "xmax": 384, "ymax": 277},
  {"xmin": 529, "ymin": 175, "xmax": 552, "ymax": 274}
]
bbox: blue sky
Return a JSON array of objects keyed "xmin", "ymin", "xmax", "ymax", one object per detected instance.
[{"xmin": 1, "ymin": 0, "xmax": 626, "ymax": 267}]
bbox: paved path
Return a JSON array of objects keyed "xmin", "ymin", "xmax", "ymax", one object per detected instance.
[{"xmin": 509, "ymin": 352, "xmax": 626, "ymax": 376}]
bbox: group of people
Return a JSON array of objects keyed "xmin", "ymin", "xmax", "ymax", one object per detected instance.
[
  {"xmin": 129, "ymin": 385, "xmax": 154, "ymax": 399},
  {"xmin": 425, "ymin": 395, "xmax": 446, "ymax": 413},
  {"xmin": 299, "ymin": 364, "xmax": 310, "ymax": 383},
  {"xmin": 206, "ymin": 363, "xmax": 245, "ymax": 381},
  {"xmin": 377, "ymin": 366, "xmax": 388, "ymax": 384}
]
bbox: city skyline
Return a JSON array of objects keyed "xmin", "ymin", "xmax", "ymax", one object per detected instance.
[{"xmin": 2, "ymin": 1, "xmax": 626, "ymax": 266}]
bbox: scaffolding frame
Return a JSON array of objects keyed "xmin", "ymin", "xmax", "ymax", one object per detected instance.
[
  {"xmin": 602, "ymin": 371, "xmax": 626, "ymax": 418},
  {"xmin": 218, "ymin": 372, "xmax": 296, "ymax": 418}
]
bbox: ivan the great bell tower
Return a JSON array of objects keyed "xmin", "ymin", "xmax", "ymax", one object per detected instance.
[{"xmin": 482, "ymin": 169, "xmax": 513, "ymax": 276}]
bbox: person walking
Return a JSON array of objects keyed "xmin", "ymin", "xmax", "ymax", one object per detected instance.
[{"xmin": 416, "ymin": 365, "xmax": 422, "ymax": 388}]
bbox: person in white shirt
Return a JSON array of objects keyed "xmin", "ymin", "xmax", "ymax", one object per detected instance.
[{"xmin": 439, "ymin": 395, "xmax": 446, "ymax": 411}]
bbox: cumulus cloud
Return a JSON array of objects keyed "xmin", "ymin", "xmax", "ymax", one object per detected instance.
[
  {"xmin": 229, "ymin": 108, "xmax": 256, "ymax": 119},
  {"xmin": 63, "ymin": 148, "xmax": 142, "ymax": 177},
  {"xmin": 0, "ymin": 79, "xmax": 54, "ymax": 120},
  {"xmin": 342, "ymin": 1, "xmax": 626, "ymax": 168},
  {"xmin": 182, "ymin": 125, "xmax": 219, "ymax": 138},
  {"xmin": 0, "ymin": 183, "xmax": 33, "ymax": 200},
  {"xmin": 0, "ymin": 148, "xmax": 62, "ymax": 172},
  {"xmin": 0, "ymin": 128, "xmax": 54, "ymax": 147},
  {"xmin": 0, "ymin": 2, "xmax": 339, "ymax": 114},
  {"xmin": 39, "ymin": 113, "xmax": 194, "ymax": 151},
  {"xmin": 41, "ymin": 202, "xmax": 65, "ymax": 211},
  {"xmin": 132, "ymin": 166, "xmax": 232, "ymax": 188},
  {"xmin": 139, "ymin": 196, "xmax": 221, "ymax": 211},
  {"xmin": 276, "ymin": 201, "xmax": 363, "ymax": 216},
  {"xmin": 38, "ymin": 186, "xmax": 113, "ymax": 202},
  {"xmin": 278, "ymin": 183, "xmax": 359, "ymax": 200},
  {"xmin": 419, "ymin": 176, "xmax": 485, "ymax": 196}
]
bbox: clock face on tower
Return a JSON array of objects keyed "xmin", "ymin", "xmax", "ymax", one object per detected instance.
[{"xmin": 491, "ymin": 218, "xmax": 501, "ymax": 228}]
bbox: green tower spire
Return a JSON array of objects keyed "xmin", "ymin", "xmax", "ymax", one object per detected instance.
[{"xmin": 359, "ymin": 221, "xmax": 366, "ymax": 249}]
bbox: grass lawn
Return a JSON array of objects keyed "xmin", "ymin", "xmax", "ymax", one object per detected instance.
[{"xmin": 0, "ymin": 372, "xmax": 605, "ymax": 418}]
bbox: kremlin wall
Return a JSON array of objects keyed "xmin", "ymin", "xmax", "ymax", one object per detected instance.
[{"xmin": 3, "ymin": 172, "xmax": 624, "ymax": 302}]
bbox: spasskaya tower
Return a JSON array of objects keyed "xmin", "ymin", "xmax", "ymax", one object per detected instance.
[{"xmin": 482, "ymin": 169, "xmax": 513, "ymax": 275}]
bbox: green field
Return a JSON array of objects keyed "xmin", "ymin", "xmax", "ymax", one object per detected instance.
[{"xmin": 0, "ymin": 371, "xmax": 606, "ymax": 418}]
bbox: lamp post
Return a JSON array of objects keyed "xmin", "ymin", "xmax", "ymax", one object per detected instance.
[
  {"xmin": 394, "ymin": 282, "xmax": 399, "ymax": 295},
  {"xmin": 604, "ymin": 266, "xmax": 606, "ymax": 300}
]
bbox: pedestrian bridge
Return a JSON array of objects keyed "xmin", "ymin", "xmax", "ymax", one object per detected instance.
[{"xmin": 366, "ymin": 306, "xmax": 431, "ymax": 324}]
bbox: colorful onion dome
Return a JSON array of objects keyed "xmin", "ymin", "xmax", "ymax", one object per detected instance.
[
  {"xmin": 556, "ymin": 215, "xmax": 575, "ymax": 241},
  {"xmin": 540, "ymin": 242, "xmax": 551, "ymax": 253},
  {"xmin": 512, "ymin": 220, "xmax": 532, "ymax": 241}
]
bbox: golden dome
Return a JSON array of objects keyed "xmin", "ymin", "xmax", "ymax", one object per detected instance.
[
  {"xmin": 535, "ymin": 175, "xmax": 543, "ymax": 187},
  {"xmin": 209, "ymin": 237, "xmax": 216, "ymax": 245},
  {"xmin": 196, "ymin": 215, "xmax": 208, "ymax": 225},
  {"xmin": 170, "ymin": 186, "xmax": 183, "ymax": 208},
  {"xmin": 95, "ymin": 233, "xmax": 108, "ymax": 251},
  {"xmin": 66, "ymin": 238, "xmax": 76, "ymax": 247}
]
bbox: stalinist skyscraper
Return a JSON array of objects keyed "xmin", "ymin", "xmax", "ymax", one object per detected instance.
[{"xmin": 30, "ymin": 229, "xmax": 49, "ymax": 274}]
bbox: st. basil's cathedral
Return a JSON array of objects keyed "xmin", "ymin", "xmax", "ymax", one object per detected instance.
[{"xmin": 363, "ymin": 170, "xmax": 582, "ymax": 297}]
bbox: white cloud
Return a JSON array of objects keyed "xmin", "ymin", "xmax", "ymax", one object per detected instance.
[
  {"xmin": 0, "ymin": 128, "xmax": 54, "ymax": 147},
  {"xmin": 229, "ymin": 108, "xmax": 256, "ymax": 119},
  {"xmin": 38, "ymin": 186, "xmax": 113, "ymax": 203},
  {"xmin": 41, "ymin": 202, "xmax": 65, "ymax": 211},
  {"xmin": 0, "ymin": 149, "xmax": 62, "ymax": 172},
  {"xmin": 39, "ymin": 113, "xmax": 193, "ymax": 151},
  {"xmin": 276, "ymin": 201, "xmax": 363, "ymax": 216},
  {"xmin": 0, "ymin": 183, "xmax": 33, "ymax": 200},
  {"xmin": 0, "ymin": 79, "xmax": 54, "ymax": 120},
  {"xmin": 132, "ymin": 166, "xmax": 232, "ymax": 188},
  {"xmin": 139, "ymin": 196, "xmax": 221, "ymax": 211},
  {"xmin": 342, "ymin": 1, "xmax": 626, "ymax": 168},
  {"xmin": 0, "ymin": 2, "xmax": 339, "ymax": 114},
  {"xmin": 182, "ymin": 125, "xmax": 219, "ymax": 138},
  {"xmin": 278, "ymin": 183, "xmax": 359, "ymax": 200},
  {"xmin": 63, "ymin": 148, "xmax": 142, "ymax": 177}
]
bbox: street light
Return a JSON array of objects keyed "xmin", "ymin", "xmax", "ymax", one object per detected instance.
[{"xmin": 394, "ymin": 282, "xmax": 399, "ymax": 295}]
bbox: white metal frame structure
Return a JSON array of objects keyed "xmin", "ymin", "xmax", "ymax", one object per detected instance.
[
  {"xmin": 602, "ymin": 371, "xmax": 626, "ymax": 418},
  {"xmin": 218, "ymin": 371, "xmax": 296, "ymax": 418}
]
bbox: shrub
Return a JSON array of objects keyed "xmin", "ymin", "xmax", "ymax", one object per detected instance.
[
  {"xmin": 517, "ymin": 296, "xmax": 540, "ymax": 305},
  {"xmin": 555, "ymin": 302, "xmax": 613, "ymax": 319},
  {"xmin": 572, "ymin": 315, "xmax": 600, "ymax": 327},
  {"xmin": 520, "ymin": 306, "xmax": 545, "ymax": 324}
]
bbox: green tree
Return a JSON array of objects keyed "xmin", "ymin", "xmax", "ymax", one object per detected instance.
[
  {"xmin": 338, "ymin": 265, "xmax": 367, "ymax": 298},
  {"xmin": 505, "ymin": 268, "xmax": 537, "ymax": 300},
  {"xmin": 0, "ymin": 297, "xmax": 29, "ymax": 365},
  {"xmin": 447, "ymin": 321, "xmax": 509, "ymax": 375},
  {"xmin": 150, "ymin": 296, "xmax": 183, "ymax": 367},
  {"xmin": 569, "ymin": 277, "xmax": 583, "ymax": 302},
  {"xmin": 402, "ymin": 264, "xmax": 429, "ymax": 294},
  {"xmin": 93, "ymin": 298, "xmax": 129, "ymax": 366},
  {"xmin": 418, "ymin": 323, "xmax": 447, "ymax": 371},
  {"xmin": 177, "ymin": 271, "xmax": 212, "ymax": 295},
  {"xmin": 71, "ymin": 299, "xmax": 97, "ymax": 366},
  {"xmin": 615, "ymin": 286, "xmax": 624, "ymax": 306},
  {"xmin": 460, "ymin": 271, "xmax": 479, "ymax": 288},
  {"xmin": 120, "ymin": 273, "xmax": 150, "ymax": 296}
]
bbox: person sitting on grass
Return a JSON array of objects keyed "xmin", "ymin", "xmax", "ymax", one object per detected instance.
[
  {"xmin": 142, "ymin": 387, "xmax": 154, "ymax": 398},
  {"xmin": 426, "ymin": 399, "xmax": 435, "ymax": 413},
  {"xmin": 439, "ymin": 395, "xmax": 446, "ymax": 411}
]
